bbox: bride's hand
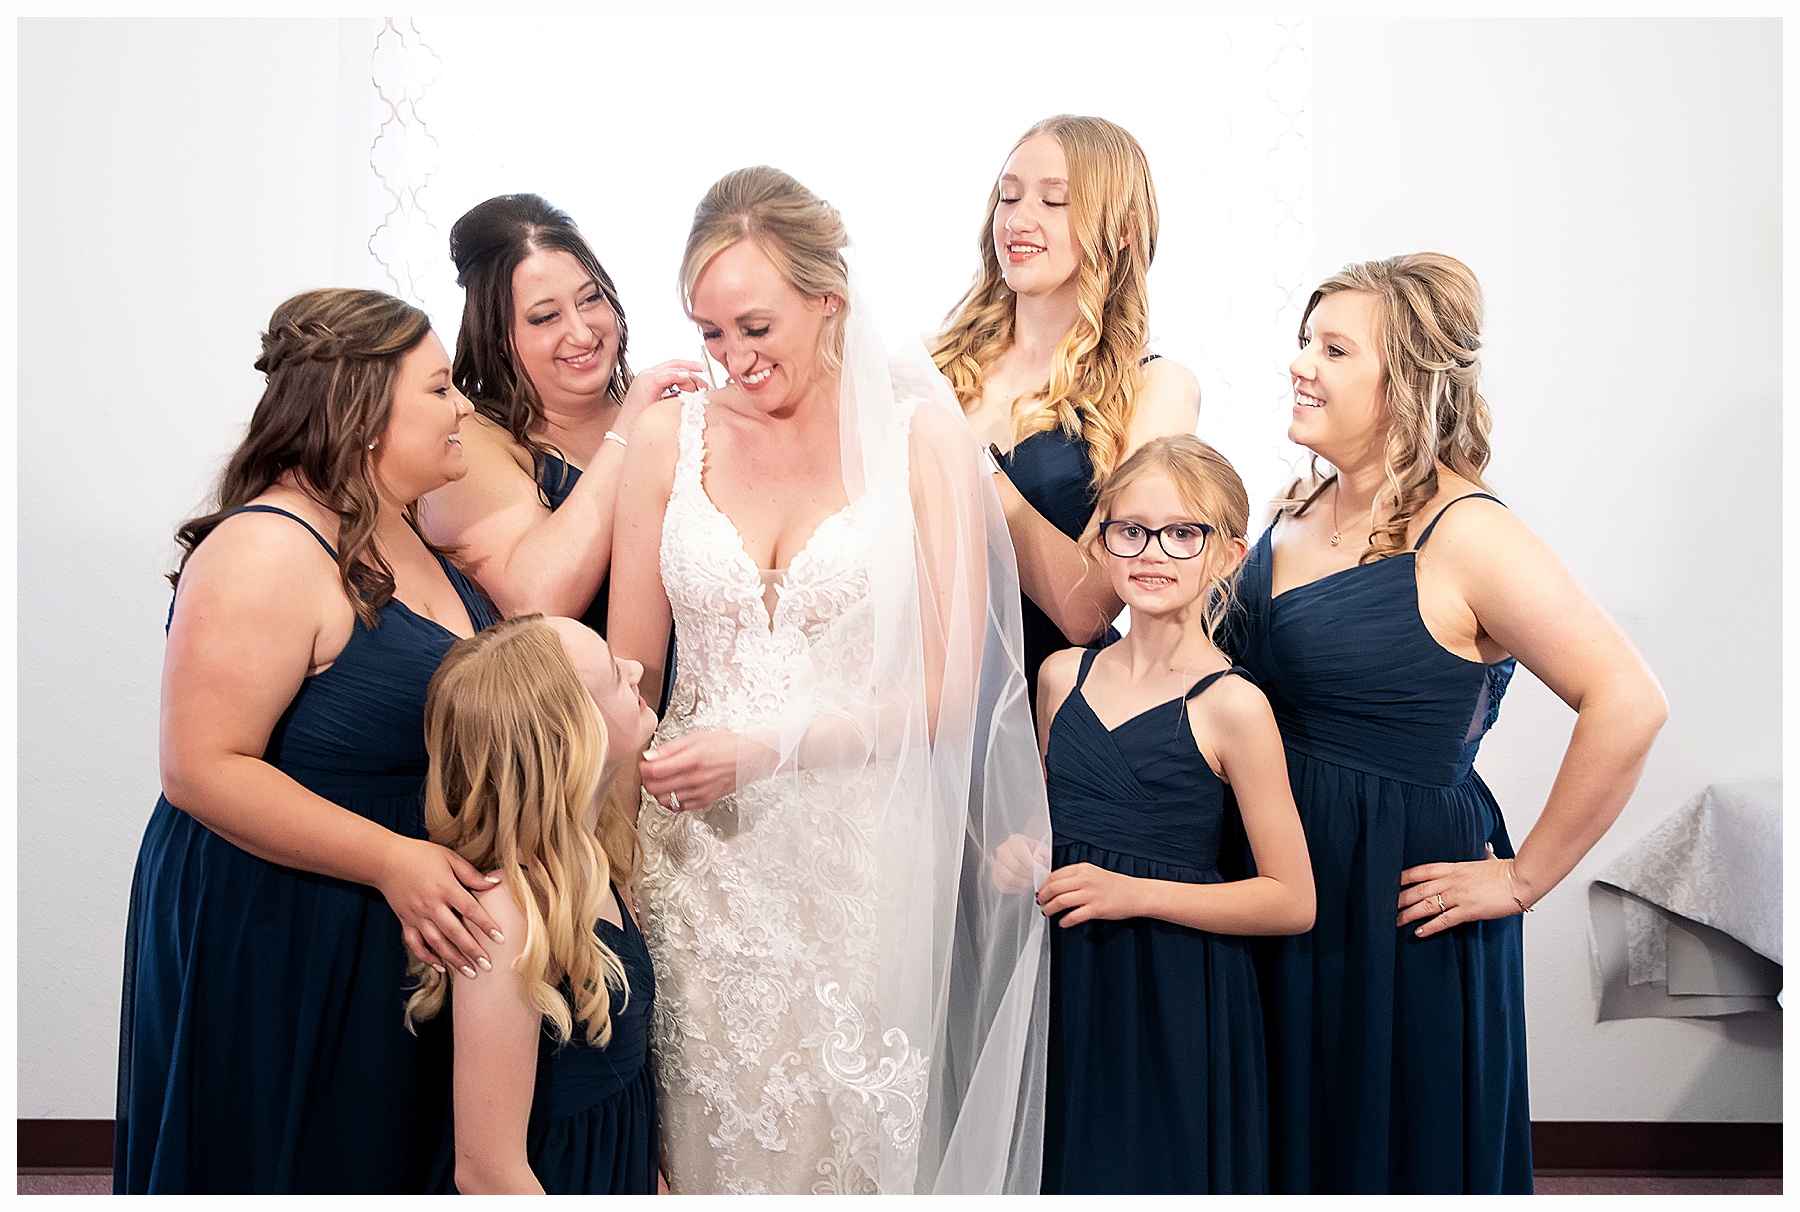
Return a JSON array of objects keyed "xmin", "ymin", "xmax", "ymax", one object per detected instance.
[
  {"xmin": 616, "ymin": 359, "xmax": 708, "ymax": 436},
  {"xmin": 992, "ymin": 833, "xmax": 1050, "ymax": 894},
  {"xmin": 641, "ymin": 731, "xmax": 743, "ymax": 813}
]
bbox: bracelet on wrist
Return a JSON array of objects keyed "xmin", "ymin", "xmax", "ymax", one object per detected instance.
[
  {"xmin": 1504, "ymin": 859, "xmax": 1535, "ymax": 914},
  {"xmin": 603, "ymin": 430, "xmax": 628, "ymax": 449}
]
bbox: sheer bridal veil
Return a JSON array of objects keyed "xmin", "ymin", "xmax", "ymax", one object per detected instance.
[{"xmin": 734, "ymin": 273, "xmax": 1053, "ymax": 1194}]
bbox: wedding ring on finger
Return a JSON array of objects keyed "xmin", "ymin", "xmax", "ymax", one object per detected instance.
[
  {"xmin": 667, "ymin": 791, "xmax": 681, "ymax": 811},
  {"xmin": 1435, "ymin": 894, "xmax": 1447, "ymax": 914}
]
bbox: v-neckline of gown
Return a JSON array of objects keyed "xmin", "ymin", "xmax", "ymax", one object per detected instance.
[
  {"xmin": 689, "ymin": 401, "xmax": 859, "ymax": 637},
  {"xmin": 1264, "ymin": 526, "xmax": 1414, "ymax": 604}
]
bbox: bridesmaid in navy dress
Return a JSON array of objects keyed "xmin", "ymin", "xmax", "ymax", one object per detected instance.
[
  {"xmin": 931, "ymin": 115, "xmax": 1200, "ymax": 706},
  {"xmin": 421, "ymin": 195, "xmax": 702, "ymax": 673},
  {"xmin": 1228, "ymin": 254, "xmax": 1666, "ymax": 1193},
  {"xmin": 1024, "ymin": 436, "xmax": 1313, "ymax": 1194},
  {"xmin": 412, "ymin": 616, "xmax": 661, "ymax": 1194},
  {"xmin": 116, "ymin": 289, "xmax": 505, "ymax": 1192}
]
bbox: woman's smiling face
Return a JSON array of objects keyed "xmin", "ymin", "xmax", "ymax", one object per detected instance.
[
  {"xmin": 508, "ymin": 248, "xmax": 621, "ymax": 414},
  {"xmin": 992, "ymin": 133, "xmax": 1080, "ymax": 300},
  {"xmin": 1288, "ymin": 288, "xmax": 1388, "ymax": 459},
  {"xmin": 688, "ymin": 238, "xmax": 835, "ymax": 417}
]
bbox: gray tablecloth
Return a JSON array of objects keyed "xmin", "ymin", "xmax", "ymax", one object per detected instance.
[{"xmin": 1588, "ymin": 782, "xmax": 1781, "ymax": 1020}]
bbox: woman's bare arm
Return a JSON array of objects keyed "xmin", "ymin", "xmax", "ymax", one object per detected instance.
[
  {"xmin": 1398, "ymin": 500, "xmax": 1667, "ymax": 935},
  {"xmin": 161, "ymin": 511, "xmax": 503, "ymax": 975},
  {"xmin": 422, "ymin": 364, "xmax": 703, "ymax": 619},
  {"xmin": 995, "ymin": 358, "xmax": 1201, "ymax": 645},
  {"xmin": 447, "ymin": 887, "xmax": 544, "ymax": 1195},
  {"xmin": 605, "ymin": 396, "xmax": 681, "ymax": 708}
]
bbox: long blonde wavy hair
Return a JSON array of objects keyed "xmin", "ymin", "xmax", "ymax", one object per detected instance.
[
  {"xmin": 405, "ymin": 616, "xmax": 640, "ymax": 1047},
  {"xmin": 1282, "ymin": 252, "xmax": 1493, "ymax": 563},
  {"xmin": 1081, "ymin": 435, "xmax": 1250, "ymax": 648},
  {"xmin": 931, "ymin": 114, "xmax": 1160, "ymax": 482}
]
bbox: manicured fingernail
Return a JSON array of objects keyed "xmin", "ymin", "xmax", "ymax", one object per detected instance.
[
  {"xmin": 476, "ymin": 957, "xmax": 492, "ymax": 972},
  {"xmin": 433, "ymin": 964, "xmax": 446, "ymax": 974},
  {"xmin": 643, "ymin": 749, "xmax": 658, "ymax": 761},
  {"xmin": 490, "ymin": 930, "xmax": 506, "ymax": 944},
  {"xmin": 486, "ymin": 874, "xmax": 502, "ymax": 884},
  {"xmin": 461, "ymin": 965, "xmax": 478, "ymax": 979},
  {"xmin": 1414, "ymin": 928, "xmax": 1424, "ymax": 937}
]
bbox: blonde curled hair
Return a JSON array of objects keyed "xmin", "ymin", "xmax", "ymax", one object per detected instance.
[
  {"xmin": 405, "ymin": 616, "xmax": 640, "ymax": 1047},
  {"xmin": 679, "ymin": 166, "xmax": 851, "ymax": 374},
  {"xmin": 1283, "ymin": 252, "xmax": 1493, "ymax": 563},
  {"xmin": 931, "ymin": 114, "xmax": 1159, "ymax": 482},
  {"xmin": 1080, "ymin": 435, "xmax": 1250, "ymax": 648}
]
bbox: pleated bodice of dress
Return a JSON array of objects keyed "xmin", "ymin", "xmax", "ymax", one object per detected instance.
[{"xmin": 1229, "ymin": 533, "xmax": 1514, "ymax": 788}]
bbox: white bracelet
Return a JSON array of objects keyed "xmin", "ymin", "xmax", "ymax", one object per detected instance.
[{"xmin": 603, "ymin": 430, "xmax": 628, "ymax": 449}]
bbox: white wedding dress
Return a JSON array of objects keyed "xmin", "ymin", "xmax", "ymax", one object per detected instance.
[{"xmin": 638, "ymin": 390, "xmax": 923, "ymax": 1195}]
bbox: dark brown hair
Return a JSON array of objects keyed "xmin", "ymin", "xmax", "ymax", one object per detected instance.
[
  {"xmin": 171, "ymin": 287, "xmax": 433, "ymax": 626},
  {"xmin": 448, "ymin": 194, "xmax": 631, "ymax": 476}
]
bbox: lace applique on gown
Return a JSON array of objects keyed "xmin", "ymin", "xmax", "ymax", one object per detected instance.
[{"xmin": 638, "ymin": 391, "xmax": 921, "ymax": 1195}]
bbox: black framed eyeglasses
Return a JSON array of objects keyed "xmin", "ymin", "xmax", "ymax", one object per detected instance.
[{"xmin": 1098, "ymin": 520, "xmax": 1213, "ymax": 559}]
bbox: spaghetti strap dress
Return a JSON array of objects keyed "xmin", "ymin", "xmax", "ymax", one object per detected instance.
[
  {"xmin": 1225, "ymin": 493, "xmax": 1531, "ymax": 1194},
  {"xmin": 114, "ymin": 504, "xmax": 498, "ymax": 1193},
  {"xmin": 1040, "ymin": 648, "xmax": 1268, "ymax": 1194},
  {"xmin": 430, "ymin": 883, "xmax": 659, "ymax": 1194}
]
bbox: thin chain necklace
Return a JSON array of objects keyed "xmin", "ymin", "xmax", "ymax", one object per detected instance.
[{"xmin": 1329, "ymin": 478, "xmax": 1345, "ymax": 547}]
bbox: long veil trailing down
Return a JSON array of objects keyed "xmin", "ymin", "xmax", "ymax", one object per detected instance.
[{"xmin": 730, "ymin": 275, "xmax": 1054, "ymax": 1194}]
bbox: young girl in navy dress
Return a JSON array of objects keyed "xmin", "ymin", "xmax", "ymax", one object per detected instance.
[
  {"xmin": 1029, "ymin": 435, "xmax": 1315, "ymax": 1194},
  {"xmin": 407, "ymin": 614, "xmax": 662, "ymax": 1194}
]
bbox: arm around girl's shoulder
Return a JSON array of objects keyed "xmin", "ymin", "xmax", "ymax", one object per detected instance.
[{"xmin": 447, "ymin": 879, "xmax": 545, "ymax": 1195}]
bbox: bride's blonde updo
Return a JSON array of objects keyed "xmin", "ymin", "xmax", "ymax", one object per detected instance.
[
  {"xmin": 679, "ymin": 166, "xmax": 852, "ymax": 373},
  {"xmin": 1284, "ymin": 252, "xmax": 1494, "ymax": 564}
]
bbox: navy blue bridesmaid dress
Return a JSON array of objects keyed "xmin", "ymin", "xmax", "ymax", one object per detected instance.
[
  {"xmin": 430, "ymin": 883, "xmax": 659, "ymax": 1194},
  {"xmin": 1225, "ymin": 493, "xmax": 1532, "ymax": 1194},
  {"xmin": 1000, "ymin": 355, "xmax": 1160, "ymax": 706},
  {"xmin": 114, "ymin": 505, "xmax": 498, "ymax": 1193},
  {"xmin": 1040, "ymin": 648, "xmax": 1269, "ymax": 1194},
  {"xmin": 1001, "ymin": 429, "xmax": 1113, "ymax": 707},
  {"xmin": 536, "ymin": 451, "xmax": 608, "ymax": 635}
]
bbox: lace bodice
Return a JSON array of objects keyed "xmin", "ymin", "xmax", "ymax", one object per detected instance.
[
  {"xmin": 637, "ymin": 391, "xmax": 924, "ymax": 1194},
  {"xmin": 656, "ymin": 392, "xmax": 882, "ymax": 737}
]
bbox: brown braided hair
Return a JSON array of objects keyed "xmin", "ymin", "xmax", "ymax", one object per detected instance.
[
  {"xmin": 1281, "ymin": 253, "xmax": 1493, "ymax": 563},
  {"xmin": 171, "ymin": 288, "xmax": 434, "ymax": 626}
]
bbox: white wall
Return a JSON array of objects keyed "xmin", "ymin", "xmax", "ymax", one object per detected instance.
[
  {"xmin": 19, "ymin": 15, "xmax": 1782, "ymax": 1124},
  {"xmin": 1315, "ymin": 18, "xmax": 1782, "ymax": 1121},
  {"xmin": 16, "ymin": 18, "xmax": 360, "ymax": 1117}
]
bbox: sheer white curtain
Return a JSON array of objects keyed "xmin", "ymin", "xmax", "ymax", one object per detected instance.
[{"xmin": 347, "ymin": 11, "xmax": 1313, "ymax": 513}]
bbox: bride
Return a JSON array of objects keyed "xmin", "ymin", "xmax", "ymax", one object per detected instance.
[{"xmin": 607, "ymin": 167, "xmax": 1050, "ymax": 1194}]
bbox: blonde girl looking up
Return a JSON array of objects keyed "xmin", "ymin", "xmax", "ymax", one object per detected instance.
[{"xmin": 408, "ymin": 614, "xmax": 661, "ymax": 1196}]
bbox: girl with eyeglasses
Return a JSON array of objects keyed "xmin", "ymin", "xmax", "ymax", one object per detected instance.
[{"xmin": 1026, "ymin": 434, "xmax": 1315, "ymax": 1193}]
